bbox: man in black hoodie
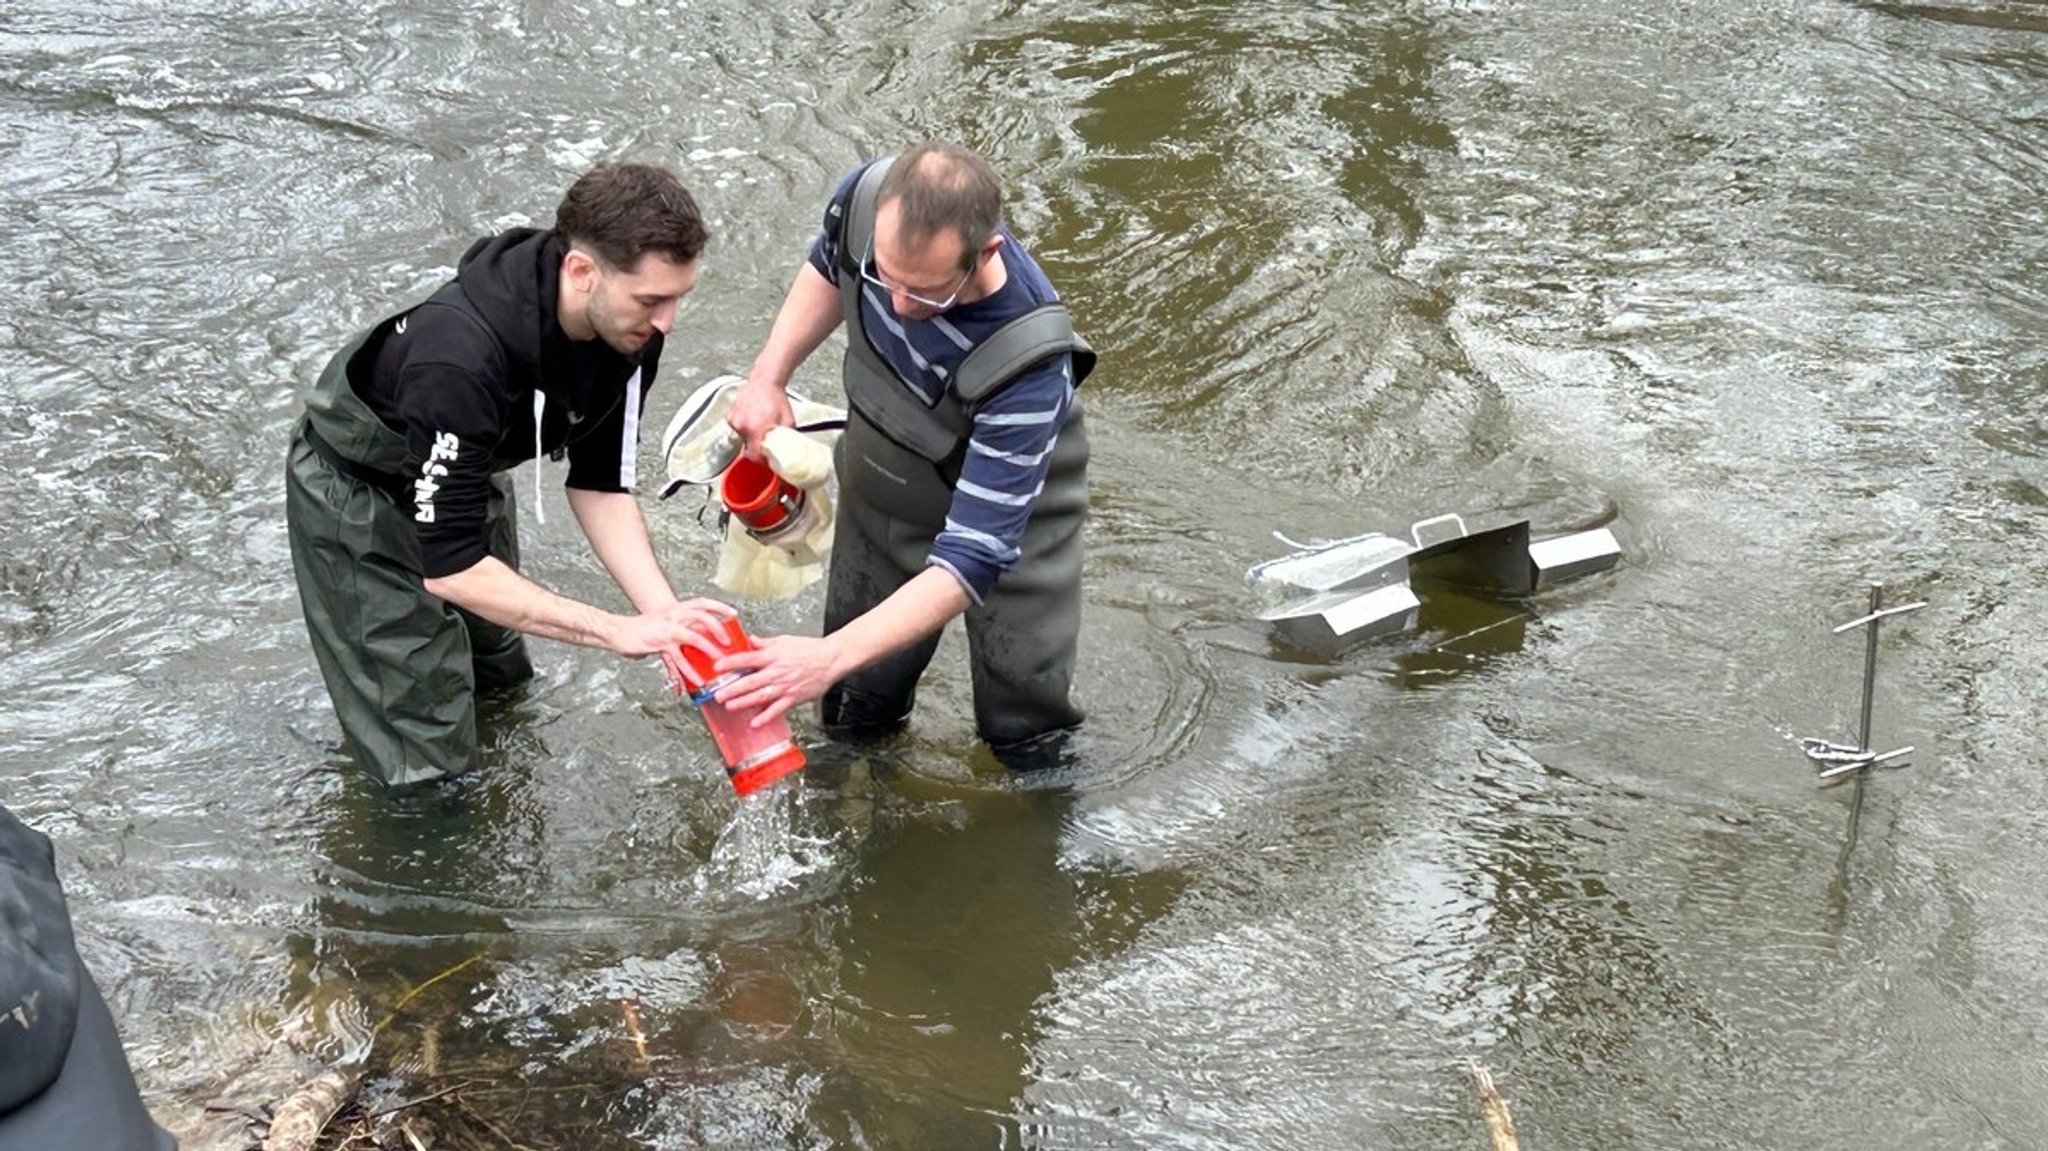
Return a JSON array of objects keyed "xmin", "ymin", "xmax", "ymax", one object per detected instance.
[
  {"xmin": 286, "ymin": 163, "xmax": 728, "ymax": 787},
  {"xmin": 1, "ymin": 804, "xmax": 176, "ymax": 1150}
]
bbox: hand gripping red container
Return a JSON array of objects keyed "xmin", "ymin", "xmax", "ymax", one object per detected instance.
[{"xmin": 678, "ymin": 616, "xmax": 806, "ymax": 796}]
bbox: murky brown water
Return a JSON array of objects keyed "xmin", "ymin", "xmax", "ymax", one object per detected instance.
[{"xmin": 4, "ymin": 0, "xmax": 2046, "ymax": 1147}]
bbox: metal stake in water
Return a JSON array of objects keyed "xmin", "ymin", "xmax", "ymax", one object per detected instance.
[{"xmin": 1799, "ymin": 583, "xmax": 1924, "ymax": 787}]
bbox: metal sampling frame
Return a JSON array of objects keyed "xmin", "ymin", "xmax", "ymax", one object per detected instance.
[{"xmin": 1798, "ymin": 583, "xmax": 1925, "ymax": 788}]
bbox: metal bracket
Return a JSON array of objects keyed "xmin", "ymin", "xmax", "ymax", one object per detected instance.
[{"xmin": 1409, "ymin": 512, "xmax": 1468, "ymax": 548}]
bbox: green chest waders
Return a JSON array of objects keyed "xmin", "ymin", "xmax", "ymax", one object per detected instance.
[
  {"xmin": 284, "ymin": 325, "xmax": 532, "ymax": 787},
  {"xmin": 820, "ymin": 159, "xmax": 1095, "ymax": 762}
]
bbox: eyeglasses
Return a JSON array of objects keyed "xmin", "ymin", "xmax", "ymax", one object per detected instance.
[{"xmin": 859, "ymin": 238, "xmax": 976, "ymax": 311}]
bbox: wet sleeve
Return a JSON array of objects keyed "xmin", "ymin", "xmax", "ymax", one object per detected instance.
[
  {"xmin": 393, "ymin": 358, "xmax": 506, "ymax": 578},
  {"xmin": 926, "ymin": 354, "xmax": 1077, "ymax": 603}
]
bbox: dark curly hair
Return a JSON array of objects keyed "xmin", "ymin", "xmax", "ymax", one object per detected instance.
[{"xmin": 554, "ymin": 163, "xmax": 708, "ymax": 271}]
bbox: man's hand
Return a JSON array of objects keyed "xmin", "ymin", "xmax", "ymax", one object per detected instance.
[
  {"xmin": 424, "ymin": 556, "xmax": 735, "ymax": 698},
  {"xmin": 707, "ymin": 634, "xmax": 846, "ymax": 724},
  {"xmin": 615, "ymin": 597, "xmax": 737, "ymax": 696},
  {"xmin": 710, "ymin": 568, "xmax": 973, "ymax": 724},
  {"xmin": 725, "ymin": 373, "xmax": 795, "ymax": 456}
]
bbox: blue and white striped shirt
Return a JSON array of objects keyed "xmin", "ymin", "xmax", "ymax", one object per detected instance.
[{"xmin": 807, "ymin": 169, "xmax": 1079, "ymax": 603}]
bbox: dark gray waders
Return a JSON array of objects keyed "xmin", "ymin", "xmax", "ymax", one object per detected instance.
[
  {"xmin": 285, "ymin": 327, "xmax": 532, "ymax": 788},
  {"xmin": 0, "ymin": 807, "xmax": 175, "ymax": 1151},
  {"xmin": 823, "ymin": 158, "xmax": 1096, "ymax": 764},
  {"xmin": 0, "ymin": 970, "xmax": 176, "ymax": 1151},
  {"xmin": 824, "ymin": 406, "xmax": 1090, "ymax": 758}
]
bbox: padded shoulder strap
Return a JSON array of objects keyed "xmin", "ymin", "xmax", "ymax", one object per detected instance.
[
  {"xmin": 953, "ymin": 304, "xmax": 1098, "ymax": 403},
  {"xmin": 837, "ymin": 156, "xmax": 897, "ymax": 280}
]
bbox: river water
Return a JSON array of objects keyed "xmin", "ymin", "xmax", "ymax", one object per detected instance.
[{"xmin": 3, "ymin": 0, "xmax": 2045, "ymax": 1147}]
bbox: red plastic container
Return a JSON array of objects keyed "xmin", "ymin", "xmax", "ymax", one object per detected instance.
[
  {"xmin": 720, "ymin": 455, "xmax": 806, "ymax": 536},
  {"xmin": 678, "ymin": 616, "xmax": 806, "ymax": 796}
]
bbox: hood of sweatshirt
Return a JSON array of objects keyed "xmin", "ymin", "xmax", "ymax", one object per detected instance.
[
  {"xmin": 454, "ymin": 227, "xmax": 640, "ymax": 437},
  {"xmin": 454, "ymin": 226, "xmax": 560, "ymax": 402}
]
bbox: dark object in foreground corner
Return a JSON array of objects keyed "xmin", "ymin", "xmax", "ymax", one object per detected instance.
[
  {"xmin": 1249, "ymin": 512, "xmax": 1623, "ymax": 653},
  {"xmin": 0, "ymin": 805, "xmax": 177, "ymax": 1151}
]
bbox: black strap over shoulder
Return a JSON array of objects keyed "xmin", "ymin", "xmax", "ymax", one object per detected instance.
[
  {"xmin": 838, "ymin": 156, "xmax": 897, "ymax": 282},
  {"xmin": 953, "ymin": 303, "xmax": 1097, "ymax": 402}
]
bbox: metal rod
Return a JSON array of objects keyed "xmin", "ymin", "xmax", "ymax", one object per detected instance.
[
  {"xmin": 1835, "ymin": 766, "xmax": 1868, "ymax": 870},
  {"xmin": 1831, "ymin": 601, "xmax": 1929, "ymax": 634},
  {"xmin": 1855, "ymin": 585, "xmax": 1882, "ymax": 751}
]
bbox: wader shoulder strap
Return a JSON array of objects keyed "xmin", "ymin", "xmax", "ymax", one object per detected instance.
[
  {"xmin": 953, "ymin": 304, "xmax": 1097, "ymax": 403},
  {"xmin": 305, "ymin": 280, "xmax": 502, "ymax": 494},
  {"xmin": 837, "ymin": 154, "xmax": 1097, "ymax": 403},
  {"xmin": 838, "ymin": 157, "xmax": 897, "ymax": 281}
]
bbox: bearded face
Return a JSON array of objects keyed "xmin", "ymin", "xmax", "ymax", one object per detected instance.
[{"xmin": 565, "ymin": 250, "xmax": 698, "ymax": 354}]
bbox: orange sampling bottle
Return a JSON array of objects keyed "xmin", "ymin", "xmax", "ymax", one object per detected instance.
[{"xmin": 678, "ymin": 616, "xmax": 806, "ymax": 796}]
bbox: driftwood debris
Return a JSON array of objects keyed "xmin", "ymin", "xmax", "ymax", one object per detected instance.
[
  {"xmin": 619, "ymin": 998, "xmax": 652, "ymax": 1066},
  {"xmin": 184, "ymin": 950, "xmax": 706, "ymax": 1151},
  {"xmin": 239, "ymin": 954, "xmax": 481, "ymax": 1151},
  {"xmin": 1469, "ymin": 1063, "xmax": 1520, "ymax": 1151},
  {"xmin": 261, "ymin": 1067, "xmax": 361, "ymax": 1151}
]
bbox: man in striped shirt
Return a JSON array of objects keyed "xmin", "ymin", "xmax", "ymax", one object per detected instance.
[{"xmin": 720, "ymin": 142, "xmax": 1095, "ymax": 768}]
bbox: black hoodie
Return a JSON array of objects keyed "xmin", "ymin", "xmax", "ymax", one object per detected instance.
[{"xmin": 359, "ymin": 228, "xmax": 663, "ymax": 578}]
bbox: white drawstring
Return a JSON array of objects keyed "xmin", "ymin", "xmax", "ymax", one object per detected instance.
[{"xmin": 532, "ymin": 390, "xmax": 547, "ymax": 526}]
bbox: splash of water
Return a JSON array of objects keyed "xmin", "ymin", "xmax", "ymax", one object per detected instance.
[{"xmin": 695, "ymin": 786, "xmax": 839, "ymax": 902}]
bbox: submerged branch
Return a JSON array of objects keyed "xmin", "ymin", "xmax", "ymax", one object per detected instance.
[{"xmin": 1469, "ymin": 1063, "xmax": 1520, "ymax": 1151}]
